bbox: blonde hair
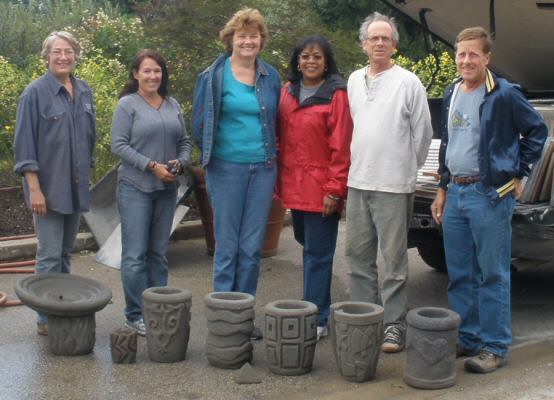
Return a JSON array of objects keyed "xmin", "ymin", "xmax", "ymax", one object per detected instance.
[
  {"xmin": 41, "ymin": 31, "xmax": 81, "ymax": 64},
  {"xmin": 219, "ymin": 8, "xmax": 268, "ymax": 52},
  {"xmin": 455, "ymin": 27, "xmax": 492, "ymax": 53}
]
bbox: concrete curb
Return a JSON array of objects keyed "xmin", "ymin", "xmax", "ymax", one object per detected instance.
[
  {"xmin": 0, "ymin": 220, "xmax": 206, "ymax": 262},
  {"xmin": 0, "ymin": 214, "xmax": 292, "ymax": 262}
]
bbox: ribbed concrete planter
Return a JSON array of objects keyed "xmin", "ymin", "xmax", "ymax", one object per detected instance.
[
  {"xmin": 204, "ymin": 291, "xmax": 255, "ymax": 369},
  {"xmin": 15, "ymin": 273, "xmax": 111, "ymax": 355},
  {"xmin": 404, "ymin": 307, "xmax": 461, "ymax": 389},
  {"xmin": 264, "ymin": 299, "xmax": 318, "ymax": 376},
  {"xmin": 143, "ymin": 287, "xmax": 192, "ymax": 363},
  {"xmin": 330, "ymin": 301, "xmax": 384, "ymax": 382},
  {"xmin": 110, "ymin": 328, "xmax": 137, "ymax": 364}
]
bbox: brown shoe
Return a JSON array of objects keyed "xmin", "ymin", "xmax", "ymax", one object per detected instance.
[
  {"xmin": 37, "ymin": 323, "xmax": 48, "ymax": 336},
  {"xmin": 465, "ymin": 350, "xmax": 507, "ymax": 373},
  {"xmin": 456, "ymin": 345, "xmax": 481, "ymax": 358}
]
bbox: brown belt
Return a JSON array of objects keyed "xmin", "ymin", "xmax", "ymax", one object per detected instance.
[{"xmin": 451, "ymin": 175, "xmax": 481, "ymax": 185}]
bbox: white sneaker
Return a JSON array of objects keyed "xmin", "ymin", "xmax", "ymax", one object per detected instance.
[
  {"xmin": 125, "ymin": 318, "xmax": 146, "ymax": 336},
  {"xmin": 317, "ymin": 326, "xmax": 328, "ymax": 341}
]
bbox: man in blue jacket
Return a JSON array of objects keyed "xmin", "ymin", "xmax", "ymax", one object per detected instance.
[{"xmin": 431, "ymin": 27, "xmax": 547, "ymax": 373}]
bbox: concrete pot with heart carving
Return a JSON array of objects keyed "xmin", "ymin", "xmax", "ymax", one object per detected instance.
[{"xmin": 404, "ymin": 307, "xmax": 461, "ymax": 389}]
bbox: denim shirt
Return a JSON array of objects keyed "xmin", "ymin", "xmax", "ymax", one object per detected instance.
[
  {"xmin": 13, "ymin": 71, "xmax": 96, "ymax": 214},
  {"xmin": 191, "ymin": 53, "xmax": 281, "ymax": 167},
  {"xmin": 438, "ymin": 70, "xmax": 547, "ymax": 203}
]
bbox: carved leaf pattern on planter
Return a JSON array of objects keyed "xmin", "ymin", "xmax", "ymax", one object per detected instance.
[
  {"xmin": 49, "ymin": 315, "xmax": 96, "ymax": 355},
  {"xmin": 145, "ymin": 302, "xmax": 186, "ymax": 354},
  {"xmin": 415, "ymin": 337, "xmax": 449, "ymax": 366},
  {"xmin": 335, "ymin": 322, "xmax": 377, "ymax": 379}
]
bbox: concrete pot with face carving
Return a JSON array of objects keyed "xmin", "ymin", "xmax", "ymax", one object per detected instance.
[
  {"xmin": 404, "ymin": 307, "xmax": 461, "ymax": 389},
  {"xmin": 143, "ymin": 287, "xmax": 192, "ymax": 363}
]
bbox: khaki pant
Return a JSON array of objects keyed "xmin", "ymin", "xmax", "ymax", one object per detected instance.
[{"xmin": 345, "ymin": 188, "xmax": 413, "ymax": 329}]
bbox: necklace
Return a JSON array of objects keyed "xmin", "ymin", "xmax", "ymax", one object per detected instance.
[{"xmin": 137, "ymin": 91, "xmax": 163, "ymax": 110}]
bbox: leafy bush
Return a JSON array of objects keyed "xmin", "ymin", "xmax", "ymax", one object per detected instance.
[
  {"xmin": 76, "ymin": 55, "xmax": 127, "ymax": 182},
  {"xmin": 395, "ymin": 51, "xmax": 458, "ymax": 98},
  {"xmin": 0, "ymin": 56, "xmax": 28, "ymax": 186}
]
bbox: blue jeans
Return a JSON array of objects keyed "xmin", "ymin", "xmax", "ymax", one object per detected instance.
[
  {"xmin": 117, "ymin": 180, "xmax": 177, "ymax": 322},
  {"xmin": 34, "ymin": 209, "xmax": 81, "ymax": 324},
  {"xmin": 205, "ymin": 159, "xmax": 276, "ymax": 295},
  {"xmin": 442, "ymin": 182, "xmax": 515, "ymax": 358},
  {"xmin": 292, "ymin": 210, "xmax": 339, "ymax": 327}
]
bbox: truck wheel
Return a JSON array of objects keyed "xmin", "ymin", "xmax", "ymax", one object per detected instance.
[{"xmin": 417, "ymin": 245, "xmax": 447, "ymax": 272}]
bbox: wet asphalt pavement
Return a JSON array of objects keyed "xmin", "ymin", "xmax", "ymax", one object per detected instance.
[{"xmin": 1, "ymin": 222, "xmax": 554, "ymax": 400}]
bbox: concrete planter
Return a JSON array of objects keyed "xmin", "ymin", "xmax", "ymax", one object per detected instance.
[
  {"xmin": 204, "ymin": 291, "xmax": 255, "ymax": 369},
  {"xmin": 404, "ymin": 307, "xmax": 461, "ymax": 389},
  {"xmin": 143, "ymin": 287, "xmax": 192, "ymax": 363},
  {"xmin": 330, "ymin": 301, "xmax": 384, "ymax": 382},
  {"xmin": 15, "ymin": 273, "xmax": 111, "ymax": 355},
  {"xmin": 110, "ymin": 328, "xmax": 137, "ymax": 364},
  {"xmin": 264, "ymin": 299, "xmax": 318, "ymax": 376}
]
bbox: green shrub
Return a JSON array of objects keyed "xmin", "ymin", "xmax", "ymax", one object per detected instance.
[{"xmin": 395, "ymin": 51, "xmax": 458, "ymax": 98}]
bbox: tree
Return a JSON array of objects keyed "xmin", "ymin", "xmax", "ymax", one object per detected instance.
[{"xmin": 310, "ymin": 0, "xmax": 430, "ymax": 61}]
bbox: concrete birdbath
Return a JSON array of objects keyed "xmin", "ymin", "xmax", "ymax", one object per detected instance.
[{"xmin": 15, "ymin": 273, "xmax": 112, "ymax": 355}]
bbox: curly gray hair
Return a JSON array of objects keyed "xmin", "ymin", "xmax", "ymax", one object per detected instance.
[{"xmin": 358, "ymin": 12, "xmax": 399, "ymax": 44}]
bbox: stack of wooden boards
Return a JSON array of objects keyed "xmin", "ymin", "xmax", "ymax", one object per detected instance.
[{"xmin": 519, "ymin": 137, "xmax": 554, "ymax": 204}]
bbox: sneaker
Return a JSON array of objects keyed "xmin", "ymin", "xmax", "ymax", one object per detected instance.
[
  {"xmin": 125, "ymin": 318, "xmax": 146, "ymax": 336},
  {"xmin": 251, "ymin": 326, "xmax": 263, "ymax": 341},
  {"xmin": 456, "ymin": 344, "xmax": 481, "ymax": 358},
  {"xmin": 37, "ymin": 323, "xmax": 48, "ymax": 336},
  {"xmin": 317, "ymin": 326, "xmax": 328, "ymax": 341},
  {"xmin": 465, "ymin": 350, "xmax": 507, "ymax": 373},
  {"xmin": 381, "ymin": 325, "xmax": 405, "ymax": 353}
]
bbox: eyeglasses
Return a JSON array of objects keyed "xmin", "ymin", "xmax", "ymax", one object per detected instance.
[
  {"xmin": 50, "ymin": 48, "xmax": 75, "ymax": 57},
  {"xmin": 367, "ymin": 36, "xmax": 393, "ymax": 44}
]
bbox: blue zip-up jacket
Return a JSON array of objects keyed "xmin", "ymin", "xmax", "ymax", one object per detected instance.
[
  {"xmin": 438, "ymin": 69, "xmax": 547, "ymax": 203},
  {"xmin": 191, "ymin": 53, "xmax": 281, "ymax": 167}
]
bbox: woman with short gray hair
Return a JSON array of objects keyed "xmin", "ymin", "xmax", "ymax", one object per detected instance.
[{"xmin": 13, "ymin": 31, "xmax": 96, "ymax": 337}]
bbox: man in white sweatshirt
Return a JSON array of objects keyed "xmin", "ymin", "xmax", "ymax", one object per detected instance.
[{"xmin": 345, "ymin": 12, "xmax": 432, "ymax": 353}]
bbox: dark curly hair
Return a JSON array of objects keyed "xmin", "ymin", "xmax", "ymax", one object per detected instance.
[{"xmin": 286, "ymin": 35, "xmax": 339, "ymax": 83}]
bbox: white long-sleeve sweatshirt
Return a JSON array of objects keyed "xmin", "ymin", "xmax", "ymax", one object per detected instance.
[{"xmin": 347, "ymin": 65, "xmax": 432, "ymax": 193}]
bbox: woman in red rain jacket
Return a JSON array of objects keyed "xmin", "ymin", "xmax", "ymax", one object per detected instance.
[{"xmin": 277, "ymin": 35, "xmax": 353, "ymax": 341}]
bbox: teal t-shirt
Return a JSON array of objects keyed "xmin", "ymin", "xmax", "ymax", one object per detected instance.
[{"xmin": 212, "ymin": 58, "xmax": 265, "ymax": 163}]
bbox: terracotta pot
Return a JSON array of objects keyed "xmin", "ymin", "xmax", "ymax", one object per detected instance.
[
  {"xmin": 404, "ymin": 307, "xmax": 461, "ymax": 389},
  {"xmin": 191, "ymin": 167, "xmax": 216, "ymax": 254},
  {"xmin": 264, "ymin": 299, "xmax": 318, "ymax": 376},
  {"xmin": 204, "ymin": 291, "xmax": 255, "ymax": 369},
  {"xmin": 330, "ymin": 301, "xmax": 384, "ymax": 382},
  {"xmin": 191, "ymin": 167, "xmax": 285, "ymax": 257},
  {"xmin": 143, "ymin": 287, "xmax": 192, "ymax": 363}
]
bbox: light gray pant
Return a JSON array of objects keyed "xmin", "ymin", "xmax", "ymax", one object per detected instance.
[
  {"xmin": 345, "ymin": 188, "xmax": 413, "ymax": 329},
  {"xmin": 34, "ymin": 209, "xmax": 81, "ymax": 323}
]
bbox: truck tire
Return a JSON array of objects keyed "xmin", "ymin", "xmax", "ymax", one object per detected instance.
[{"xmin": 416, "ymin": 245, "xmax": 447, "ymax": 272}]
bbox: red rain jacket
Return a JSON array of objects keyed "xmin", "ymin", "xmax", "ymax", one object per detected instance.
[{"xmin": 277, "ymin": 75, "xmax": 353, "ymax": 213}]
